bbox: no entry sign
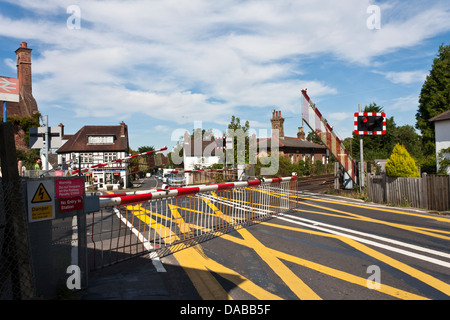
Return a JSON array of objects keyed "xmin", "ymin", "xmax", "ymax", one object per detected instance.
[
  {"xmin": 56, "ymin": 178, "xmax": 84, "ymax": 213},
  {"xmin": 59, "ymin": 196, "xmax": 83, "ymax": 212}
]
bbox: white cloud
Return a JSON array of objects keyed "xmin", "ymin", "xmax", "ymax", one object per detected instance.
[
  {"xmin": 373, "ymin": 70, "xmax": 428, "ymax": 84},
  {"xmin": 328, "ymin": 112, "xmax": 350, "ymax": 121},
  {"xmin": 1, "ymin": 0, "xmax": 449, "ymax": 146},
  {"xmin": 391, "ymin": 94, "xmax": 419, "ymax": 112}
]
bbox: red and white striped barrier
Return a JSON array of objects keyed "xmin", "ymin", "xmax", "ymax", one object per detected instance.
[
  {"xmin": 72, "ymin": 146, "xmax": 167, "ymax": 175},
  {"xmin": 99, "ymin": 176, "xmax": 298, "ymax": 207},
  {"xmin": 174, "ymin": 168, "xmax": 239, "ymax": 174},
  {"xmin": 301, "ymin": 89, "xmax": 356, "ymax": 182}
]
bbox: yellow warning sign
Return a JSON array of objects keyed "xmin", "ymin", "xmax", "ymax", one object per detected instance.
[
  {"xmin": 31, "ymin": 183, "xmax": 52, "ymax": 203},
  {"xmin": 31, "ymin": 205, "xmax": 53, "ymax": 220}
]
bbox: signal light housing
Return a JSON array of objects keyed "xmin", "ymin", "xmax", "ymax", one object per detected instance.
[{"xmin": 354, "ymin": 112, "xmax": 386, "ymax": 135}]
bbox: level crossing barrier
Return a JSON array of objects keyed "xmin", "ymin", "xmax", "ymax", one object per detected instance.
[{"xmin": 87, "ymin": 176, "xmax": 298, "ymax": 270}]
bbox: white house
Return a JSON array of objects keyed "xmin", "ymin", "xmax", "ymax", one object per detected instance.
[
  {"xmin": 182, "ymin": 132, "xmax": 222, "ymax": 184},
  {"xmin": 429, "ymin": 110, "xmax": 450, "ymax": 174},
  {"xmin": 56, "ymin": 122, "xmax": 130, "ymax": 190}
]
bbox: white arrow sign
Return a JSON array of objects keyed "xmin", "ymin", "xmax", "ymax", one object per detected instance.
[{"xmin": 0, "ymin": 77, "xmax": 19, "ymax": 102}]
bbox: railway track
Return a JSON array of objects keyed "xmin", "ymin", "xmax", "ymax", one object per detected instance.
[{"xmin": 297, "ymin": 174, "xmax": 335, "ymax": 193}]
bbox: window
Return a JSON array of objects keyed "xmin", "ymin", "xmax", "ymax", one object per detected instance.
[
  {"xmin": 80, "ymin": 153, "xmax": 93, "ymax": 164},
  {"xmin": 88, "ymin": 135, "xmax": 114, "ymax": 144},
  {"xmin": 104, "ymin": 152, "xmax": 117, "ymax": 163}
]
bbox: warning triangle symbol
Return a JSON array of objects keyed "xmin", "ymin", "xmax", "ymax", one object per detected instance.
[{"xmin": 31, "ymin": 183, "xmax": 52, "ymax": 203}]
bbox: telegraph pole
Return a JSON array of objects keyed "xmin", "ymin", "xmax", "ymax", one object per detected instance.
[{"xmin": 44, "ymin": 115, "xmax": 49, "ymax": 170}]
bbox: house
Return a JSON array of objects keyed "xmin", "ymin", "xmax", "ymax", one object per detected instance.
[
  {"xmin": 56, "ymin": 122, "xmax": 130, "ymax": 190},
  {"xmin": 429, "ymin": 110, "xmax": 450, "ymax": 174},
  {"xmin": 182, "ymin": 131, "xmax": 222, "ymax": 171},
  {"xmin": 258, "ymin": 110, "xmax": 328, "ymax": 164}
]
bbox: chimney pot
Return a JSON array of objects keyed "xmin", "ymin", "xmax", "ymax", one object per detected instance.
[{"xmin": 21, "ymin": 42, "xmax": 27, "ymax": 48}]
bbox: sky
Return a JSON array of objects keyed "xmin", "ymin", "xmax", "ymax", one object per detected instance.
[{"xmin": 0, "ymin": 0, "xmax": 449, "ymax": 153}]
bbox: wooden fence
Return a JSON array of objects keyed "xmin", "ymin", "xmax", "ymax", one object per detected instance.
[{"xmin": 366, "ymin": 173, "xmax": 450, "ymax": 211}]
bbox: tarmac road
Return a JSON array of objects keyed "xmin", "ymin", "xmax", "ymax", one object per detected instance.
[{"xmin": 80, "ymin": 179, "xmax": 450, "ymax": 303}]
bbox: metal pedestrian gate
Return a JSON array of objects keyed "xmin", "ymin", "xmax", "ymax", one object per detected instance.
[{"xmin": 87, "ymin": 176, "xmax": 298, "ymax": 270}]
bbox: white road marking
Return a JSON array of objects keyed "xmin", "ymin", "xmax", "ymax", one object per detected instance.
[
  {"xmin": 275, "ymin": 214, "xmax": 450, "ymax": 269},
  {"xmin": 114, "ymin": 208, "xmax": 166, "ymax": 272}
]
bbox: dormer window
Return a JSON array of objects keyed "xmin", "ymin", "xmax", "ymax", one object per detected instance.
[{"xmin": 88, "ymin": 135, "xmax": 114, "ymax": 144}]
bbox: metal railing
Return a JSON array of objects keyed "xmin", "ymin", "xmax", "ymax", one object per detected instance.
[{"xmin": 87, "ymin": 177, "xmax": 298, "ymax": 270}]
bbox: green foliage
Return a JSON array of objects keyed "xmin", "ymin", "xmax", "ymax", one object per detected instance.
[
  {"xmin": 306, "ymin": 131, "xmax": 323, "ymax": 145},
  {"xmin": 419, "ymin": 154, "xmax": 436, "ymax": 174},
  {"xmin": 227, "ymin": 115, "xmax": 251, "ymax": 166},
  {"xmin": 256, "ymin": 154, "xmax": 330, "ymax": 177},
  {"xmin": 1, "ymin": 112, "xmax": 41, "ymax": 169},
  {"xmin": 385, "ymin": 143, "xmax": 420, "ymax": 177},
  {"xmin": 137, "ymin": 145, "xmax": 154, "ymax": 153},
  {"xmin": 415, "ymin": 43, "xmax": 450, "ymax": 156},
  {"xmin": 437, "ymin": 147, "xmax": 450, "ymax": 174},
  {"xmin": 2, "ymin": 112, "xmax": 41, "ymax": 148},
  {"xmin": 16, "ymin": 148, "xmax": 39, "ymax": 170}
]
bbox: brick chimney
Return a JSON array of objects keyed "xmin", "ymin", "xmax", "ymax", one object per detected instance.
[
  {"xmin": 297, "ymin": 127, "xmax": 305, "ymax": 140},
  {"xmin": 15, "ymin": 41, "xmax": 38, "ymax": 117},
  {"xmin": 58, "ymin": 123, "xmax": 64, "ymax": 137},
  {"xmin": 270, "ymin": 109, "xmax": 285, "ymax": 138},
  {"xmin": 120, "ymin": 121, "xmax": 126, "ymax": 137}
]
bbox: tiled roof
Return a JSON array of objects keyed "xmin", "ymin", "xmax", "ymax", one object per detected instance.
[
  {"xmin": 258, "ymin": 136, "xmax": 327, "ymax": 150},
  {"xmin": 56, "ymin": 124, "xmax": 129, "ymax": 153},
  {"xmin": 429, "ymin": 110, "xmax": 450, "ymax": 122},
  {"xmin": 184, "ymin": 139, "xmax": 217, "ymax": 157}
]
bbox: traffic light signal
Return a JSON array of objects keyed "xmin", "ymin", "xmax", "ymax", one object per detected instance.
[
  {"xmin": 215, "ymin": 136, "xmax": 227, "ymax": 149},
  {"xmin": 354, "ymin": 112, "xmax": 386, "ymax": 135}
]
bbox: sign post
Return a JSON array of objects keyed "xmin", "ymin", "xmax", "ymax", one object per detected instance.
[
  {"xmin": 359, "ymin": 104, "xmax": 364, "ymax": 192},
  {"xmin": 353, "ymin": 107, "xmax": 387, "ymax": 191}
]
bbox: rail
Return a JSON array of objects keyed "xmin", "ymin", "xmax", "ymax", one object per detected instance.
[{"xmin": 88, "ymin": 176, "xmax": 298, "ymax": 270}]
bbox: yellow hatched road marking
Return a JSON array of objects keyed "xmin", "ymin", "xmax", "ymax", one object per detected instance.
[
  {"xmin": 202, "ymin": 198, "xmax": 320, "ymax": 300},
  {"xmin": 297, "ymin": 201, "xmax": 450, "ymax": 241},
  {"xmin": 220, "ymin": 230, "xmax": 428, "ymax": 300},
  {"xmin": 298, "ymin": 196, "xmax": 450, "ymax": 223},
  {"xmin": 236, "ymin": 228, "xmax": 321, "ymax": 300},
  {"xmin": 125, "ymin": 203, "xmax": 278, "ymax": 300},
  {"xmin": 262, "ymin": 221, "xmax": 450, "ymax": 298},
  {"xmin": 122, "ymin": 191, "xmax": 447, "ymax": 299}
]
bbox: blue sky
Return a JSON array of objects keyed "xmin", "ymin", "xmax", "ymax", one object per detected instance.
[{"xmin": 1, "ymin": 0, "xmax": 449, "ymax": 152}]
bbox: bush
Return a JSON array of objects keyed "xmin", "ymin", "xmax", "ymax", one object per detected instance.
[{"xmin": 385, "ymin": 143, "xmax": 420, "ymax": 177}]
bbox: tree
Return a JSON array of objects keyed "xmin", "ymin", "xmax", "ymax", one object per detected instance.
[
  {"xmin": 437, "ymin": 147, "xmax": 450, "ymax": 174},
  {"xmin": 137, "ymin": 146, "xmax": 154, "ymax": 153},
  {"xmin": 385, "ymin": 143, "xmax": 420, "ymax": 177},
  {"xmin": 227, "ymin": 116, "xmax": 251, "ymax": 166},
  {"xmin": 306, "ymin": 130, "xmax": 323, "ymax": 145},
  {"xmin": 415, "ymin": 43, "xmax": 450, "ymax": 156}
]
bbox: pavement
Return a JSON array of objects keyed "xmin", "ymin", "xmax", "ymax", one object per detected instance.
[
  {"xmin": 77, "ymin": 176, "xmax": 200, "ymax": 300},
  {"xmin": 79, "ymin": 255, "xmax": 171, "ymax": 300}
]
